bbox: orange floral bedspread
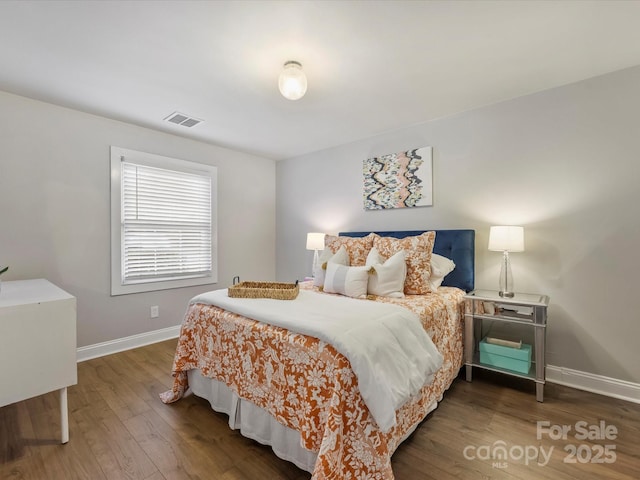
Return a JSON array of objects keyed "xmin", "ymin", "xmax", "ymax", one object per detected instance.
[{"xmin": 161, "ymin": 283, "xmax": 465, "ymax": 479}]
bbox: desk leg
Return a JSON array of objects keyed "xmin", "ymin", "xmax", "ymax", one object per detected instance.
[{"xmin": 60, "ymin": 387, "xmax": 69, "ymax": 444}]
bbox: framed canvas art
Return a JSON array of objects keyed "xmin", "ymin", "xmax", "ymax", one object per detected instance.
[{"xmin": 363, "ymin": 146, "xmax": 432, "ymax": 210}]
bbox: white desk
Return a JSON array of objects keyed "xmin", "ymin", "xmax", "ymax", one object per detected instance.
[{"xmin": 0, "ymin": 279, "xmax": 77, "ymax": 443}]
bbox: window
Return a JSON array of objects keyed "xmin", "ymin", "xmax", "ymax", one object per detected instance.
[{"xmin": 110, "ymin": 147, "xmax": 217, "ymax": 295}]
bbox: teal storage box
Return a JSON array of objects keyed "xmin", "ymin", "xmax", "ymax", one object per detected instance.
[{"xmin": 479, "ymin": 338, "xmax": 532, "ymax": 374}]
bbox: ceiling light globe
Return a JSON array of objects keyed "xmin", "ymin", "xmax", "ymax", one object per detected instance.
[{"xmin": 278, "ymin": 61, "xmax": 307, "ymax": 100}]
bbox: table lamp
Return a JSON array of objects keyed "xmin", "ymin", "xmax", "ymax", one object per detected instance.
[
  {"xmin": 488, "ymin": 226, "xmax": 524, "ymax": 298},
  {"xmin": 306, "ymin": 232, "xmax": 325, "ymax": 277}
]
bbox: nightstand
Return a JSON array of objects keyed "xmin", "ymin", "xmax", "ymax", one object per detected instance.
[{"xmin": 464, "ymin": 289, "xmax": 549, "ymax": 401}]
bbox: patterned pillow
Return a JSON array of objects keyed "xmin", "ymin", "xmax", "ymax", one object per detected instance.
[
  {"xmin": 323, "ymin": 263, "xmax": 369, "ymax": 299},
  {"xmin": 373, "ymin": 231, "xmax": 436, "ymax": 295},
  {"xmin": 324, "ymin": 233, "xmax": 375, "ymax": 266}
]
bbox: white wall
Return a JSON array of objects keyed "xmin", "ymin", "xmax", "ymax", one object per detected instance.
[
  {"xmin": 276, "ymin": 66, "xmax": 640, "ymax": 386},
  {"xmin": 0, "ymin": 91, "xmax": 276, "ymax": 347}
]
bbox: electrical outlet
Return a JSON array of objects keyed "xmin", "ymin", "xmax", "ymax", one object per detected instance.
[{"xmin": 150, "ymin": 305, "xmax": 159, "ymax": 318}]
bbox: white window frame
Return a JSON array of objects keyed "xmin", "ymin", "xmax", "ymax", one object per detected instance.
[{"xmin": 110, "ymin": 146, "xmax": 218, "ymax": 295}]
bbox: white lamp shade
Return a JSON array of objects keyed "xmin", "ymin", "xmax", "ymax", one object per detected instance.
[
  {"xmin": 488, "ymin": 226, "xmax": 525, "ymax": 252},
  {"xmin": 279, "ymin": 61, "xmax": 307, "ymax": 100},
  {"xmin": 306, "ymin": 232, "xmax": 325, "ymax": 251}
]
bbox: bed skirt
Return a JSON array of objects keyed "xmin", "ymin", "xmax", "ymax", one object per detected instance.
[
  {"xmin": 189, "ymin": 369, "xmax": 318, "ymax": 472},
  {"xmin": 188, "ymin": 369, "xmax": 436, "ymax": 473}
]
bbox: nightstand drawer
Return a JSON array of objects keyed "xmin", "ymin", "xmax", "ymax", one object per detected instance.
[
  {"xmin": 468, "ymin": 290, "xmax": 548, "ymax": 325},
  {"xmin": 485, "ymin": 302, "xmax": 535, "ymax": 322}
]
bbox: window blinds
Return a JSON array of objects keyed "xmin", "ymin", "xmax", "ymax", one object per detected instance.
[{"xmin": 121, "ymin": 161, "xmax": 212, "ymax": 284}]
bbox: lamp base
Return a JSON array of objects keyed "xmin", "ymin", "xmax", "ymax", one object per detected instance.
[
  {"xmin": 311, "ymin": 249, "xmax": 319, "ymax": 278},
  {"xmin": 498, "ymin": 251, "xmax": 515, "ymax": 298}
]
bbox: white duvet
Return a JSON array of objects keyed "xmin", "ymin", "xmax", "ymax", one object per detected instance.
[{"xmin": 190, "ymin": 288, "xmax": 443, "ymax": 432}]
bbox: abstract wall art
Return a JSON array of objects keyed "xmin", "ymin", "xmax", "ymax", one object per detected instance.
[{"xmin": 363, "ymin": 146, "xmax": 433, "ymax": 210}]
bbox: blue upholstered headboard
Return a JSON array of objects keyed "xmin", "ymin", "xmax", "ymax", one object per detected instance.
[{"xmin": 339, "ymin": 230, "xmax": 475, "ymax": 292}]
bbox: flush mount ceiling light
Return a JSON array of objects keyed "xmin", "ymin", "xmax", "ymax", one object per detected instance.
[{"xmin": 278, "ymin": 61, "xmax": 307, "ymax": 100}]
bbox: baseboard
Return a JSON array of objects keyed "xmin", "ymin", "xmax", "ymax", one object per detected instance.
[
  {"xmin": 76, "ymin": 325, "xmax": 181, "ymax": 362},
  {"xmin": 546, "ymin": 364, "xmax": 640, "ymax": 405}
]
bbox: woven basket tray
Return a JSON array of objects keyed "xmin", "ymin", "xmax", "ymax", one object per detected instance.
[{"xmin": 228, "ymin": 280, "xmax": 299, "ymax": 300}]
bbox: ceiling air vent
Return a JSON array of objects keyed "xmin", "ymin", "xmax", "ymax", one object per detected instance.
[{"xmin": 164, "ymin": 112, "xmax": 203, "ymax": 128}]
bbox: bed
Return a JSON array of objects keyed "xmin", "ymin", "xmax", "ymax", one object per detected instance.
[{"xmin": 161, "ymin": 229, "xmax": 475, "ymax": 479}]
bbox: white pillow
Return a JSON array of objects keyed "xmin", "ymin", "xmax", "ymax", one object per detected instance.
[
  {"xmin": 323, "ymin": 263, "xmax": 369, "ymax": 298},
  {"xmin": 366, "ymin": 248, "xmax": 406, "ymax": 298},
  {"xmin": 313, "ymin": 246, "xmax": 349, "ymax": 287},
  {"xmin": 429, "ymin": 253, "xmax": 456, "ymax": 291}
]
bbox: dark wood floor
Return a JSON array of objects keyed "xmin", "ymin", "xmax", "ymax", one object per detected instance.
[{"xmin": 1, "ymin": 339, "xmax": 638, "ymax": 479}]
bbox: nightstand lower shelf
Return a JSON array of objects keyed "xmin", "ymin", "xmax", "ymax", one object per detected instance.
[{"xmin": 465, "ymin": 353, "xmax": 545, "ymax": 400}]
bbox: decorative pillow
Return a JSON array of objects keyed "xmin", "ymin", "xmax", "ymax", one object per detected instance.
[
  {"xmin": 313, "ymin": 246, "xmax": 349, "ymax": 287},
  {"xmin": 324, "ymin": 233, "xmax": 375, "ymax": 267},
  {"xmin": 429, "ymin": 253, "xmax": 456, "ymax": 291},
  {"xmin": 365, "ymin": 248, "xmax": 406, "ymax": 298},
  {"xmin": 323, "ymin": 263, "xmax": 369, "ymax": 298},
  {"xmin": 373, "ymin": 231, "xmax": 436, "ymax": 295}
]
